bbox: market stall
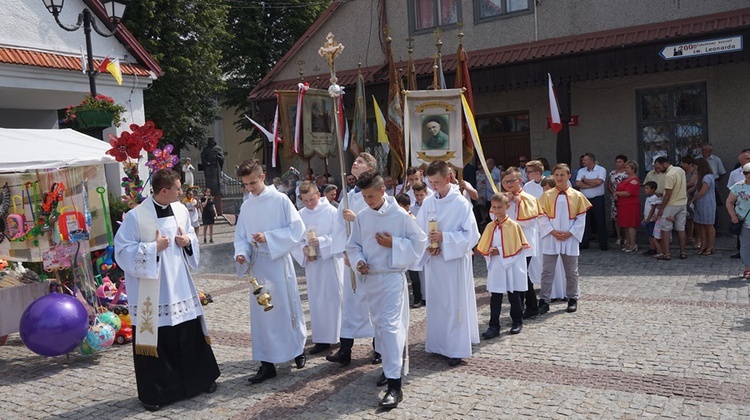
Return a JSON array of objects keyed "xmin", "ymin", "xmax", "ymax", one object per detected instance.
[{"xmin": 0, "ymin": 128, "xmax": 117, "ymax": 339}]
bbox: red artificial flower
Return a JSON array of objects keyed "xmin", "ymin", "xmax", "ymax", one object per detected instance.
[{"xmin": 105, "ymin": 133, "xmax": 128, "ymax": 162}]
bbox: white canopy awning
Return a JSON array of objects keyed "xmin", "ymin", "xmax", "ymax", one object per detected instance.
[{"xmin": 0, "ymin": 128, "xmax": 116, "ymax": 172}]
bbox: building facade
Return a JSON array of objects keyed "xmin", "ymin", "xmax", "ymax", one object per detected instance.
[{"xmin": 250, "ymin": 0, "xmax": 750, "ymax": 197}]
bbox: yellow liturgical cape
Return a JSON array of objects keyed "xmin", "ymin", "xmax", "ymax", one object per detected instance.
[
  {"xmin": 538, "ymin": 186, "xmax": 592, "ymax": 220},
  {"xmin": 476, "ymin": 216, "xmax": 529, "ymax": 257}
]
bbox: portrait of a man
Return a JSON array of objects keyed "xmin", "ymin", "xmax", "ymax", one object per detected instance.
[{"xmin": 422, "ymin": 115, "xmax": 449, "ymax": 150}]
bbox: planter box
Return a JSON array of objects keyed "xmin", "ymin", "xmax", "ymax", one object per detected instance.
[{"xmin": 76, "ymin": 110, "xmax": 115, "ymax": 128}]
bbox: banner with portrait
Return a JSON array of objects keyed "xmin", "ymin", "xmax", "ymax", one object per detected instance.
[
  {"xmin": 403, "ymin": 89, "xmax": 464, "ymax": 170},
  {"xmin": 302, "ymin": 88, "xmax": 337, "ymax": 159}
]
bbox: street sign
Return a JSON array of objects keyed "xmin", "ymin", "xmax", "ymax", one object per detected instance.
[{"xmin": 659, "ymin": 36, "xmax": 743, "ymax": 60}]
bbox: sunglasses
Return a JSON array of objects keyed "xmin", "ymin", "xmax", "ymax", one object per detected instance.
[{"xmin": 744, "ymin": 171, "xmax": 750, "ymax": 175}]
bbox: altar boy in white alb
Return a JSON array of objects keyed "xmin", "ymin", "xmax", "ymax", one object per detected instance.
[
  {"xmin": 292, "ymin": 181, "xmax": 345, "ymax": 356},
  {"xmin": 415, "ymin": 160, "xmax": 481, "ymax": 367},
  {"xmin": 115, "ymin": 169, "xmax": 219, "ymax": 412},
  {"xmin": 328, "ymin": 152, "xmax": 380, "ymax": 366},
  {"xmin": 346, "ymin": 170, "xmax": 427, "ymax": 408},
  {"xmin": 234, "ymin": 160, "xmax": 308, "ymax": 384}
]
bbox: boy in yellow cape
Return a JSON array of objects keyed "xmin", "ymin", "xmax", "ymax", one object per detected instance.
[
  {"xmin": 537, "ymin": 163, "xmax": 592, "ymax": 314},
  {"xmin": 477, "ymin": 193, "xmax": 530, "ymax": 337}
]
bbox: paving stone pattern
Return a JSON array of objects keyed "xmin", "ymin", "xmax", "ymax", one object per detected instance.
[{"xmin": 1, "ymin": 222, "xmax": 749, "ymax": 419}]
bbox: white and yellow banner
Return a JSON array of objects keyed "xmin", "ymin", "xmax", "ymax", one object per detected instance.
[{"xmin": 404, "ymin": 89, "xmax": 464, "ymax": 169}]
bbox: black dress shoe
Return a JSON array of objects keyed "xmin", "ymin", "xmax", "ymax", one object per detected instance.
[
  {"xmin": 205, "ymin": 381, "xmax": 218, "ymax": 394},
  {"xmin": 731, "ymin": 252, "xmax": 741, "ymax": 259},
  {"xmin": 522, "ymin": 308, "xmax": 539, "ymax": 319},
  {"xmin": 248, "ymin": 362, "xmax": 277, "ymax": 384},
  {"xmin": 566, "ymin": 298, "xmax": 578, "ymax": 313},
  {"xmin": 379, "ymin": 378, "xmax": 403, "ymax": 408},
  {"xmin": 379, "ymin": 387, "xmax": 403, "ymax": 408},
  {"xmin": 447, "ymin": 358, "xmax": 462, "ymax": 366},
  {"xmin": 509, "ymin": 324, "xmax": 522, "ymax": 335},
  {"xmin": 481, "ymin": 327, "xmax": 500, "ymax": 339},
  {"xmin": 295, "ymin": 353, "xmax": 306, "ymax": 369},
  {"xmin": 537, "ymin": 300, "xmax": 550, "ymax": 315},
  {"xmin": 309, "ymin": 343, "xmax": 331, "ymax": 355},
  {"xmin": 376, "ymin": 371, "xmax": 387, "ymax": 387},
  {"xmin": 141, "ymin": 402, "xmax": 160, "ymax": 412},
  {"xmin": 372, "ymin": 351, "xmax": 382, "ymax": 365},
  {"xmin": 325, "ymin": 350, "xmax": 351, "ymax": 366}
]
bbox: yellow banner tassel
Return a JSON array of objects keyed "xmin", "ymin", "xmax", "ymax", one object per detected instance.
[{"xmin": 135, "ymin": 344, "xmax": 159, "ymax": 358}]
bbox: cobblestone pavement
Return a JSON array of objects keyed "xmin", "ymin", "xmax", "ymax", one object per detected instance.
[{"xmin": 2, "ymin": 221, "xmax": 750, "ymax": 419}]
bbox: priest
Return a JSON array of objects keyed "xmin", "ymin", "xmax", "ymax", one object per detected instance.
[
  {"xmin": 234, "ymin": 159, "xmax": 308, "ymax": 384},
  {"xmin": 115, "ymin": 168, "xmax": 220, "ymax": 412}
]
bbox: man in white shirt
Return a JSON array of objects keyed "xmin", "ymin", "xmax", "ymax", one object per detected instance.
[
  {"xmin": 487, "ymin": 158, "xmax": 501, "ymax": 187},
  {"xmin": 518, "ymin": 155, "xmax": 529, "ymax": 184},
  {"xmin": 575, "ymin": 153, "xmax": 609, "ymax": 250}
]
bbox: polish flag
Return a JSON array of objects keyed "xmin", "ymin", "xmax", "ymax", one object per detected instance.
[{"xmin": 548, "ymin": 73, "xmax": 562, "ymax": 134}]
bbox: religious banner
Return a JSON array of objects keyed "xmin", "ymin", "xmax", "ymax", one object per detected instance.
[
  {"xmin": 0, "ymin": 165, "xmax": 110, "ymax": 262},
  {"xmin": 302, "ymin": 88, "xmax": 338, "ymax": 159},
  {"xmin": 277, "ymin": 90, "xmax": 299, "ymax": 159},
  {"xmin": 403, "ymin": 88, "xmax": 464, "ymax": 169}
]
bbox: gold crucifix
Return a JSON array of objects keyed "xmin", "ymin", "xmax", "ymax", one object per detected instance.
[{"xmin": 318, "ymin": 32, "xmax": 345, "ymax": 85}]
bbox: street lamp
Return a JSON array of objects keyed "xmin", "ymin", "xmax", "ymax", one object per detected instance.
[{"xmin": 42, "ymin": 0, "xmax": 130, "ymax": 96}]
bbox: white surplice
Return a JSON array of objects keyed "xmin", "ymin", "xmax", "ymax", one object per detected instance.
[
  {"xmin": 485, "ymin": 225, "xmax": 528, "ymax": 294},
  {"xmin": 234, "ymin": 186, "xmax": 308, "ymax": 363},
  {"xmin": 116, "ymin": 198, "xmax": 204, "ymax": 329},
  {"xmin": 333, "ymin": 188, "xmax": 378, "ymax": 339},
  {"xmin": 524, "ymin": 185, "xmax": 567, "ymax": 298},
  {"xmin": 415, "ymin": 187, "xmax": 480, "ymax": 359},
  {"xmin": 538, "ymin": 194, "xmax": 586, "ymax": 256},
  {"xmin": 292, "ymin": 197, "xmax": 345, "ymax": 344},
  {"xmin": 346, "ymin": 197, "xmax": 427, "ymax": 379}
]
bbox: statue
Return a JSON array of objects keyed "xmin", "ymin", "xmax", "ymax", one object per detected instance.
[{"xmin": 201, "ymin": 138, "xmax": 225, "ymax": 216}]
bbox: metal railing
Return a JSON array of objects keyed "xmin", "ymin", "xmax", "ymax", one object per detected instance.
[{"xmin": 192, "ymin": 171, "xmax": 244, "ymax": 197}]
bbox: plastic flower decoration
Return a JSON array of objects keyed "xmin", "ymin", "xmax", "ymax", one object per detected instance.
[
  {"xmin": 146, "ymin": 144, "xmax": 179, "ymax": 171},
  {"xmin": 104, "ymin": 121, "xmax": 165, "ymax": 207}
]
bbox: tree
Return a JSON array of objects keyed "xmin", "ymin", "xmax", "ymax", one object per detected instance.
[
  {"xmin": 220, "ymin": 1, "xmax": 331, "ymax": 148},
  {"xmin": 122, "ymin": 0, "xmax": 229, "ymax": 153}
]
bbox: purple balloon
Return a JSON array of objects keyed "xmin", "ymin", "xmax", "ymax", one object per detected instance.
[{"xmin": 19, "ymin": 293, "xmax": 89, "ymax": 357}]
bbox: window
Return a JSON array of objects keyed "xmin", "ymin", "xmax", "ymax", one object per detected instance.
[
  {"xmin": 409, "ymin": 0, "xmax": 460, "ymax": 33},
  {"xmin": 474, "ymin": 0, "xmax": 532, "ymax": 22},
  {"xmin": 637, "ymin": 83, "xmax": 708, "ymax": 172}
]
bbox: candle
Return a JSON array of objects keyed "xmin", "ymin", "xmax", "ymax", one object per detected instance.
[{"xmin": 306, "ymin": 228, "xmax": 317, "ymax": 260}]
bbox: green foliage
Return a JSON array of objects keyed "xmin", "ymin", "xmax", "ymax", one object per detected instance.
[
  {"xmin": 108, "ymin": 193, "xmax": 131, "ymax": 237},
  {"xmin": 122, "ymin": 0, "xmax": 230, "ymax": 154},
  {"xmin": 220, "ymin": 1, "xmax": 332, "ymax": 148}
]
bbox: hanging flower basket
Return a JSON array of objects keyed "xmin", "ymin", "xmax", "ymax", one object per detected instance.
[
  {"xmin": 76, "ymin": 110, "xmax": 116, "ymax": 128},
  {"xmin": 64, "ymin": 94, "xmax": 126, "ymax": 129}
]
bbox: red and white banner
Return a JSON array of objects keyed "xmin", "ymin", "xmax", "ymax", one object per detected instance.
[{"xmin": 548, "ymin": 73, "xmax": 562, "ymax": 134}]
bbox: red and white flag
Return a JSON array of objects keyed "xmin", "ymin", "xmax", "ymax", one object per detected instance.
[
  {"xmin": 548, "ymin": 73, "xmax": 562, "ymax": 134},
  {"xmin": 243, "ymin": 105, "xmax": 281, "ymax": 168}
]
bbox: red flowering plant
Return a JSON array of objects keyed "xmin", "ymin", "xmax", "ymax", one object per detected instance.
[
  {"xmin": 105, "ymin": 121, "xmax": 178, "ymax": 207},
  {"xmin": 64, "ymin": 94, "xmax": 127, "ymax": 127}
]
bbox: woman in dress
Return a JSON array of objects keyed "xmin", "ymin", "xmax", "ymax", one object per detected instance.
[
  {"xmin": 612, "ymin": 160, "xmax": 641, "ymax": 252},
  {"xmin": 690, "ymin": 158, "xmax": 716, "ymax": 255},
  {"xmin": 607, "ymin": 155, "xmax": 629, "ymax": 247},
  {"xmin": 183, "ymin": 189, "xmax": 201, "ymax": 236},
  {"xmin": 680, "ymin": 155, "xmax": 699, "ymax": 248},
  {"xmin": 182, "ymin": 158, "xmax": 195, "ymax": 187},
  {"xmin": 727, "ymin": 163, "xmax": 750, "ymax": 278},
  {"xmin": 201, "ymin": 188, "xmax": 216, "ymax": 243}
]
